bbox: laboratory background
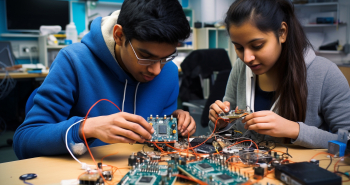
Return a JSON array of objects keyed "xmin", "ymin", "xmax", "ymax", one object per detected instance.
[{"xmin": 0, "ymin": 0, "xmax": 350, "ymax": 163}]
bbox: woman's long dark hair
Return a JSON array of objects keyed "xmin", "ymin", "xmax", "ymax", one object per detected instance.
[{"xmin": 225, "ymin": 0, "xmax": 311, "ymax": 122}]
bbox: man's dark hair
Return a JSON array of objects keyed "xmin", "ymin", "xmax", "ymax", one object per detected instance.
[{"xmin": 117, "ymin": 0, "xmax": 191, "ymax": 46}]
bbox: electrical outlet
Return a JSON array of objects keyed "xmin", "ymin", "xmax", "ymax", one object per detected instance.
[
  {"xmin": 19, "ymin": 44, "xmax": 39, "ymax": 58},
  {"xmin": 10, "ymin": 41, "xmax": 39, "ymax": 59}
]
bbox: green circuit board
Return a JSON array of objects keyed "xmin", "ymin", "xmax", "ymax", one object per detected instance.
[
  {"xmin": 178, "ymin": 158, "xmax": 248, "ymax": 185},
  {"xmin": 147, "ymin": 115, "xmax": 178, "ymax": 142},
  {"xmin": 118, "ymin": 160, "xmax": 178, "ymax": 185}
]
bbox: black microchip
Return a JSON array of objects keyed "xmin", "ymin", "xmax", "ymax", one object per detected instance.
[
  {"xmin": 198, "ymin": 163, "xmax": 213, "ymax": 169},
  {"xmin": 158, "ymin": 125, "xmax": 167, "ymax": 134},
  {"xmin": 217, "ymin": 174, "xmax": 234, "ymax": 181},
  {"xmin": 139, "ymin": 176, "xmax": 154, "ymax": 183}
]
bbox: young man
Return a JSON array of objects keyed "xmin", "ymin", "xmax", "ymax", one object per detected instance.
[{"xmin": 14, "ymin": 0, "xmax": 196, "ymax": 159}]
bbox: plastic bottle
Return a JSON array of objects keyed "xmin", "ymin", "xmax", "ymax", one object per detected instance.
[{"xmin": 65, "ymin": 22, "xmax": 78, "ymax": 44}]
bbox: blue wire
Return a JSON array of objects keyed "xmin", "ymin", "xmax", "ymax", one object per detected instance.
[{"xmin": 23, "ymin": 179, "xmax": 33, "ymax": 185}]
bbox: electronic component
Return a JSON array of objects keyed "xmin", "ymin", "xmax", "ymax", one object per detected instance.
[
  {"xmin": 218, "ymin": 108, "xmax": 249, "ymax": 121},
  {"xmin": 253, "ymin": 167, "xmax": 264, "ymax": 180},
  {"xmin": 178, "ymin": 158, "xmax": 247, "ymax": 184},
  {"xmin": 79, "ymin": 170, "xmax": 112, "ymax": 185},
  {"xmin": 275, "ymin": 162, "xmax": 341, "ymax": 185},
  {"xmin": 328, "ymin": 140, "xmax": 346, "ymax": 157},
  {"xmin": 239, "ymin": 151, "xmax": 272, "ymax": 165},
  {"xmin": 310, "ymin": 159, "xmax": 319, "ymax": 166},
  {"xmin": 148, "ymin": 115, "xmax": 178, "ymax": 142},
  {"xmin": 118, "ymin": 160, "xmax": 178, "ymax": 185},
  {"xmin": 193, "ymin": 144, "xmax": 216, "ymax": 154}
]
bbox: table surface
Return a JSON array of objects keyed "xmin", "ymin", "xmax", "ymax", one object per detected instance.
[
  {"xmin": 0, "ymin": 71, "xmax": 49, "ymax": 79},
  {"xmin": 1, "ymin": 143, "xmax": 349, "ymax": 185}
]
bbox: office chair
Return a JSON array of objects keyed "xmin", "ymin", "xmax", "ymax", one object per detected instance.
[{"xmin": 179, "ymin": 49, "xmax": 232, "ymax": 135}]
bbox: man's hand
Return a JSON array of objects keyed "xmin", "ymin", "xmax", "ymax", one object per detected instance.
[
  {"xmin": 242, "ymin": 111, "xmax": 300, "ymax": 139},
  {"xmin": 209, "ymin": 100, "xmax": 231, "ymax": 130},
  {"xmin": 172, "ymin": 109, "xmax": 196, "ymax": 136},
  {"xmin": 79, "ymin": 112, "xmax": 154, "ymax": 144}
]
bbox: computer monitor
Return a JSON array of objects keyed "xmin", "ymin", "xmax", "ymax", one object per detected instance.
[{"xmin": 5, "ymin": 0, "xmax": 70, "ymax": 33}]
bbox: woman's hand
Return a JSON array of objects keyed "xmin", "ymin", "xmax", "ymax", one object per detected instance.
[
  {"xmin": 172, "ymin": 109, "xmax": 196, "ymax": 136},
  {"xmin": 242, "ymin": 111, "xmax": 300, "ymax": 139},
  {"xmin": 209, "ymin": 100, "xmax": 231, "ymax": 130}
]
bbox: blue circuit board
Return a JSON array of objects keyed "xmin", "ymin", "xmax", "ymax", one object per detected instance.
[
  {"xmin": 178, "ymin": 158, "xmax": 247, "ymax": 185},
  {"xmin": 118, "ymin": 161, "xmax": 178, "ymax": 185},
  {"xmin": 147, "ymin": 115, "xmax": 178, "ymax": 142}
]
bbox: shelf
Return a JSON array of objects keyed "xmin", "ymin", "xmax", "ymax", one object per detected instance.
[
  {"xmin": 315, "ymin": 50, "xmax": 342, "ymax": 54},
  {"xmin": 177, "ymin": 47, "xmax": 193, "ymax": 51},
  {"xmin": 302, "ymin": 23, "xmax": 346, "ymax": 27},
  {"xmin": 294, "ymin": 2, "xmax": 338, "ymax": 7},
  {"xmin": 47, "ymin": 45, "xmax": 67, "ymax": 49},
  {"xmin": 1, "ymin": 33, "xmax": 43, "ymax": 38}
]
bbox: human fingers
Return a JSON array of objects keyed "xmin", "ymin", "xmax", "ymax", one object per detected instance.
[
  {"xmin": 247, "ymin": 122, "xmax": 274, "ymax": 132},
  {"xmin": 209, "ymin": 109, "xmax": 219, "ymax": 122},
  {"xmin": 182, "ymin": 116, "xmax": 196, "ymax": 136},
  {"xmin": 244, "ymin": 116, "xmax": 271, "ymax": 129},
  {"xmin": 209, "ymin": 102, "xmax": 225, "ymax": 116},
  {"xmin": 175, "ymin": 111, "xmax": 186, "ymax": 133},
  {"xmin": 111, "ymin": 125, "xmax": 150, "ymax": 143},
  {"xmin": 120, "ymin": 112, "xmax": 154, "ymax": 134},
  {"xmin": 114, "ymin": 113, "xmax": 153, "ymax": 140},
  {"xmin": 242, "ymin": 111, "xmax": 270, "ymax": 123}
]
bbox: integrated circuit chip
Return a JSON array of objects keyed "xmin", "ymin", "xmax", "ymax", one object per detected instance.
[
  {"xmin": 158, "ymin": 125, "xmax": 167, "ymax": 134},
  {"xmin": 215, "ymin": 174, "xmax": 234, "ymax": 183},
  {"xmin": 136, "ymin": 176, "xmax": 156, "ymax": 184},
  {"xmin": 196, "ymin": 163, "xmax": 214, "ymax": 172}
]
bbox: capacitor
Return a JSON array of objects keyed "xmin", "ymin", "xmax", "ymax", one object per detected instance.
[
  {"xmin": 128, "ymin": 153, "xmax": 137, "ymax": 166},
  {"xmin": 97, "ymin": 162, "xmax": 102, "ymax": 169},
  {"xmin": 171, "ymin": 115, "xmax": 173, "ymax": 120},
  {"xmin": 156, "ymin": 115, "xmax": 159, "ymax": 119},
  {"xmin": 164, "ymin": 115, "xmax": 167, "ymax": 119},
  {"xmin": 171, "ymin": 124, "xmax": 176, "ymax": 129},
  {"xmin": 150, "ymin": 114, "xmax": 153, "ymax": 119},
  {"xmin": 253, "ymin": 167, "xmax": 264, "ymax": 180}
]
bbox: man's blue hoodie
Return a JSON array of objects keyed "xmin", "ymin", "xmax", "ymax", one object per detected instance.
[{"xmin": 13, "ymin": 12, "xmax": 179, "ymax": 159}]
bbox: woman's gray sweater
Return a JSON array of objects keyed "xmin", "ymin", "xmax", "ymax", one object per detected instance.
[{"xmin": 209, "ymin": 49, "xmax": 350, "ymax": 148}]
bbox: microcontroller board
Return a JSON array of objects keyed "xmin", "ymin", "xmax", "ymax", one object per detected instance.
[
  {"xmin": 118, "ymin": 160, "xmax": 178, "ymax": 185},
  {"xmin": 178, "ymin": 158, "xmax": 248, "ymax": 185},
  {"xmin": 147, "ymin": 115, "xmax": 178, "ymax": 142}
]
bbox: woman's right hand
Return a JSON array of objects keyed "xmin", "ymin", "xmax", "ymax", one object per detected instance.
[
  {"xmin": 209, "ymin": 100, "xmax": 231, "ymax": 130},
  {"xmin": 79, "ymin": 112, "xmax": 154, "ymax": 144}
]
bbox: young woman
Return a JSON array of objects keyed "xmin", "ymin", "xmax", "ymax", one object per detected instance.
[{"xmin": 209, "ymin": 0, "xmax": 350, "ymax": 149}]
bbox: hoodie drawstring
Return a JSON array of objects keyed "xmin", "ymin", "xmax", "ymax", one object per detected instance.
[
  {"xmin": 134, "ymin": 82, "xmax": 140, "ymax": 114},
  {"xmin": 122, "ymin": 79, "xmax": 140, "ymax": 114},
  {"xmin": 122, "ymin": 79, "xmax": 127, "ymax": 112}
]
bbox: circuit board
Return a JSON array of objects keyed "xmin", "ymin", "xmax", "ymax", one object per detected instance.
[
  {"xmin": 118, "ymin": 160, "xmax": 178, "ymax": 185},
  {"xmin": 219, "ymin": 109, "xmax": 249, "ymax": 121},
  {"xmin": 178, "ymin": 158, "xmax": 248, "ymax": 184},
  {"xmin": 147, "ymin": 115, "xmax": 178, "ymax": 142}
]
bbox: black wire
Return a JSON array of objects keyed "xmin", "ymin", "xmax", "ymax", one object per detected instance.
[{"xmin": 326, "ymin": 155, "xmax": 332, "ymax": 170}]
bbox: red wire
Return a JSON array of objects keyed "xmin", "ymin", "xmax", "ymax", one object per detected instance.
[{"xmin": 81, "ymin": 99, "xmax": 122, "ymax": 184}]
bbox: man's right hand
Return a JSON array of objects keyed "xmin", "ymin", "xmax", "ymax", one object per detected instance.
[
  {"xmin": 209, "ymin": 100, "xmax": 231, "ymax": 130},
  {"xmin": 79, "ymin": 112, "xmax": 154, "ymax": 144}
]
